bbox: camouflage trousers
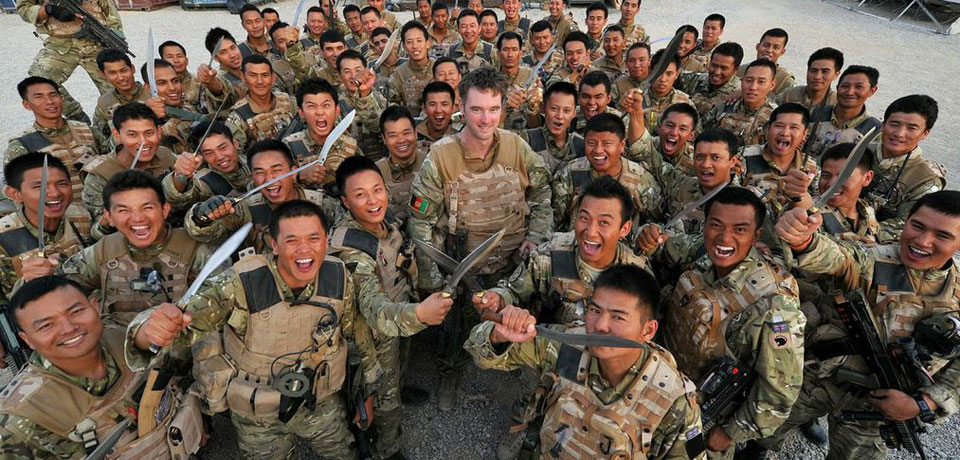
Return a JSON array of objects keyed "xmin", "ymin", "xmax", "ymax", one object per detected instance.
[
  {"xmin": 28, "ymin": 38, "xmax": 112, "ymax": 123},
  {"xmin": 372, "ymin": 335, "xmax": 402, "ymax": 459},
  {"xmin": 230, "ymin": 394, "xmax": 355, "ymax": 460}
]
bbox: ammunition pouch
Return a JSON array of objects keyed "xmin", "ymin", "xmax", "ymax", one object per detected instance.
[
  {"xmin": 226, "ymin": 370, "xmax": 282, "ymax": 421},
  {"xmin": 167, "ymin": 390, "xmax": 204, "ymax": 459},
  {"xmin": 192, "ymin": 354, "xmax": 236, "ymax": 414}
]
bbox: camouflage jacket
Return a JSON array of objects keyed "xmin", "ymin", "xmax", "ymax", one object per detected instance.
[
  {"xmin": 591, "ymin": 55, "xmax": 627, "ymax": 84},
  {"xmin": 627, "ymin": 129, "xmax": 696, "ymax": 179},
  {"xmin": 160, "ymin": 160, "xmax": 251, "ymax": 212},
  {"xmin": 641, "ymin": 89, "xmax": 693, "ymax": 135},
  {"xmin": 806, "ymin": 105, "xmax": 881, "ymax": 159},
  {"xmin": 682, "ymin": 41, "xmax": 718, "ymax": 74},
  {"xmin": 447, "ymin": 41, "xmax": 498, "ymax": 74},
  {"xmin": 179, "ymin": 70, "xmax": 202, "ymax": 108},
  {"xmin": 775, "ymin": 85, "xmax": 836, "ymax": 111},
  {"xmin": 91, "ymin": 83, "xmax": 151, "ymax": 140},
  {"xmin": 680, "ymin": 72, "xmax": 741, "ymax": 116},
  {"xmin": 17, "ymin": 0, "xmax": 121, "ymax": 41},
  {"xmin": 519, "ymin": 126, "xmax": 584, "ymax": 176},
  {"xmin": 223, "ymin": 91, "xmax": 297, "ymax": 151},
  {"xmin": 740, "ymin": 144, "xmax": 817, "ymax": 217},
  {"xmin": 521, "ymin": 50, "xmax": 564, "ymax": 85},
  {"xmin": 0, "ymin": 205, "xmax": 90, "ymax": 297},
  {"xmin": 389, "ymin": 58, "xmax": 435, "ymax": 116},
  {"xmin": 618, "ymin": 18, "xmax": 650, "ymax": 47},
  {"xmin": 866, "ymin": 144, "xmax": 945, "ymax": 223},
  {"xmin": 546, "ymin": 13, "xmax": 579, "ymax": 49},
  {"xmin": 340, "ymin": 89, "xmax": 389, "ymax": 160},
  {"xmin": 282, "ymin": 130, "xmax": 360, "ymax": 188},
  {"xmin": 701, "ymin": 98, "xmax": 777, "ymax": 151}
]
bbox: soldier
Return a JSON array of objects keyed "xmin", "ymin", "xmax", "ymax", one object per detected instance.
[
  {"xmin": 641, "ymin": 50, "xmax": 693, "ymax": 136},
  {"xmin": 465, "ymin": 265, "xmax": 707, "ymax": 460},
  {"xmin": 519, "ymin": 81, "xmax": 584, "ymax": 175},
  {"xmin": 376, "ymin": 107, "xmax": 427, "ymax": 225},
  {"xmin": 262, "ymin": 7, "xmax": 280, "ymax": 33},
  {"xmin": 197, "ymin": 28, "xmax": 246, "ymax": 111},
  {"xmin": 432, "ymin": 57, "xmax": 463, "ymax": 108},
  {"xmin": 449, "ymin": 10, "xmax": 497, "ymax": 73},
  {"xmin": 186, "ymin": 139, "xmax": 341, "ymax": 254},
  {"xmin": 91, "ymin": 49, "xmax": 151, "ymax": 143},
  {"xmin": 17, "ymin": 0, "xmax": 121, "ymax": 123},
  {"xmin": 409, "ymin": 67, "xmax": 553, "ymax": 410},
  {"xmin": 367, "ymin": 0, "xmax": 398, "ymax": 32},
  {"xmin": 583, "ymin": 2, "xmax": 608, "ymax": 61},
  {"xmin": 866, "ymin": 94, "xmax": 945, "ymax": 223},
  {"xmin": 343, "ymin": 4, "xmax": 366, "ymax": 48},
  {"xmin": 159, "ymin": 40, "xmax": 201, "ymax": 108},
  {"xmin": 617, "ymin": 0, "xmax": 650, "ymax": 47},
  {"xmin": 82, "ymin": 102, "xmax": 176, "ymax": 240},
  {"xmin": 702, "ymin": 59, "xmax": 778, "ymax": 150},
  {"xmin": 359, "ymin": 6, "xmax": 388, "ymax": 56},
  {"xmin": 368, "ymin": 27, "xmax": 404, "ymax": 81},
  {"xmin": 333, "ymin": 50, "xmax": 388, "ymax": 160},
  {"xmin": 545, "ymin": 0, "xmax": 578, "ymax": 48},
  {"xmin": 330, "ymin": 157, "xmax": 455, "ymax": 460},
  {"xmin": 552, "ymin": 113, "xmax": 664, "ymax": 232},
  {"xmin": 161, "ymin": 121, "xmax": 251, "ymax": 214},
  {"xmin": 776, "ymin": 47, "xmax": 842, "ymax": 112},
  {"xmin": 391, "ymin": 22, "xmax": 436, "ymax": 116},
  {"xmin": 416, "ymin": 0, "xmax": 433, "ymax": 29},
  {"xmin": 571, "ymin": 71, "xmax": 622, "ymax": 135},
  {"xmin": 546, "ymin": 31, "xmax": 593, "ymax": 87},
  {"xmin": 801, "ymin": 143, "xmax": 881, "ymax": 245},
  {"xmin": 521, "ymin": 21, "xmax": 565, "ymax": 83},
  {"xmin": 0, "ymin": 154, "xmax": 90, "ymax": 299},
  {"xmin": 681, "ymin": 42, "xmax": 743, "ymax": 116},
  {"xmin": 131, "ymin": 200, "xmax": 380, "ymax": 460},
  {"xmin": 0, "ymin": 275, "xmax": 202, "ymax": 458},
  {"xmin": 499, "ymin": 32, "xmax": 542, "ymax": 131},
  {"xmin": 625, "ymin": 102, "xmax": 699, "ymax": 179},
  {"xmin": 610, "ymin": 42, "xmax": 650, "ymax": 108},
  {"xmin": 806, "ymin": 65, "xmax": 881, "ymax": 158},
  {"xmin": 141, "ymin": 59, "xmax": 198, "ymax": 154},
  {"xmin": 284, "ymin": 29, "xmax": 348, "ymax": 92},
  {"xmin": 663, "ymin": 186, "xmax": 804, "ymax": 459},
  {"xmin": 591, "ymin": 25, "xmax": 627, "ymax": 83},
  {"xmin": 480, "ymin": 9, "xmax": 500, "ymax": 44},
  {"xmin": 417, "ymin": 81, "xmax": 460, "ymax": 154},
  {"xmin": 223, "ymin": 54, "xmax": 296, "ymax": 151},
  {"xmin": 772, "ymin": 190, "xmax": 960, "ymax": 460},
  {"xmin": 428, "ymin": 2, "xmax": 461, "ymax": 56},
  {"xmin": 300, "ymin": 7, "xmax": 329, "ymax": 58},
  {"xmin": 283, "ymin": 78, "xmax": 360, "ymax": 189},
  {"xmin": 239, "ymin": 10, "xmax": 298, "ymax": 96},
  {"xmin": 675, "ymin": 25, "xmax": 700, "ymax": 74},
  {"xmin": 737, "ymin": 28, "xmax": 796, "ymax": 97},
  {"xmin": 5, "ymin": 77, "xmax": 102, "ymax": 207},
  {"xmin": 237, "ymin": 4, "xmax": 271, "ymax": 57},
  {"xmin": 320, "ymin": 0, "xmax": 351, "ymax": 37},
  {"xmin": 683, "ymin": 14, "xmax": 725, "ymax": 73}
]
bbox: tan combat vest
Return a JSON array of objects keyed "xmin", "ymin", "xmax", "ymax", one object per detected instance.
[
  {"xmin": 394, "ymin": 60, "xmax": 435, "ymax": 115},
  {"xmin": 522, "ymin": 128, "xmax": 585, "ymax": 175},
  {"xmin": 666, "ymin": 252, "xmax": 797, "ymax": 382},
  {"xmin": 94, "ymin": 228, "xmax": 198, "ymax": 325},
  {"xmin": 566, "ymin": 157, "xmax": 647, "ymax": 229},
  {"xmin": 0, "ymin": 204, "xmax": 90, "ymax": 279},
  {"xmin": 244, "ymin": 189, "xmax": 329, "ymax": 253},
  {"xmin": 819, "ymin": 204, "xmax": 879, "ymax": 245},
  {"xmin": 715, "ymin": 101, "xmax": 771, "ymax": 148},
  {"xmin": 83, "ymin": 147, "xmax": 177, "ymax": 184},
  {"xmin": 432, "ymin": 130, "xmax": 530, "ymax": 275},
  {"xmin": 40, "ymin": 0, "xmax": 108, "ymax": 37},
  {"xmin": 232, "ymin": 92, "xmax": 295, "ymax": 143},
  {"xmin": 222, "ymin": 254, "xmax": 348, "ymax": 421},
  {"xmin": 374, "ymin": 151, "xmax": 426, "ymax": 224},
  {"xmin": 15, "ymin": 121, "xmax": 99, "ymax": 206},
  {"xmin": 538, "ymin": 339, "xmax": 693, "ymax": 460},
  {"xmin": 0, "ymin": 327, "xmax": 202, "ymax": 459}
]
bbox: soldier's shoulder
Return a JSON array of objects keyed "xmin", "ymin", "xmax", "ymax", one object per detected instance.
[
  {"xmin": 548, "ymin": 231, "xmax": 578, "ymax": 250},
  {"xmin": 911, "ymin": 155, "xmax": 947, "ymax": 180},
  {"xmin": 742, "ymin": 144, "xmax": 764, "ymax": 157},
  {"xmin": 81, "ymin": 154, "xmax": 115, "ymax": 174},
  {"xmin": 0, "ymin": 212, "xmax": 26, "ymax": 233},
  {"xmin": 283, "ymin": 129, "xmax": 308, "ymax": 143},
  {"xmin": 565, "ymin": 156, "xmax": 590, "ymax": 171},
  {"xmin": 339, "ymin": 134, "xmax": 359, "ymax": 151}
]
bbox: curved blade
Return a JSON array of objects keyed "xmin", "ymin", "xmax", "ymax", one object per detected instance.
[
  {"xmin": 812, "ymin": 127, "xmax": 880, "ymax": 210},
  {"xmin": 536, "ymin": 325, "xmax": 644, "ymax": 349},
  {"xmin": 642, "ymin": 30, "xmax": 684, "ymax": 86},
  {"xmin": 177, "ymin": 222, "xmax": 253, "ymax": 305},
  {"xmin": 444, "ymin": 229, "xmax": 505, "ymax": 294},
  {"xmin": 207, "ymin": 37, "xmax": 224, "ymax": 68},
  {"xmin": 84, "ymin": 418, "xmax": 132, "ymax": 460},
  {"xmin": 292, "ymin": 0, "xmax": 310, "ymax": 28},
  {"xmin": 146, "ymin": 28, "xmax": 158, "ymax": 99},
  {"xmin": 37, "ymin": 155, "xmax": 48, "ymax": 257},
  {"xmin": 524, "ymin": 41, "xmax": 557, "ymax": 88},
  {"xmin": 129, "ymin": 141, "xmax": 145, "ymax": 169},
  {"xmin": 372, "ymin": 28, "xmax": 401, "ymax": 70},
  {"xmin": 189, "ymin": 95, "xmax": 231, "ymax": 156},
  {"xmin": 665, "ymin": 180, "xmax": 729, "ymax": 229},
  {"xmin": 413, "ymin": 239, "xmax": 482, "ymax": 292}
]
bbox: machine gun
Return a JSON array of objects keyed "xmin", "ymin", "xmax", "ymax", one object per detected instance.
[
  {"xmin": 833, "ymin": 291, "xmax": 931, "ymax": 459},
  {"xmin": 0, "ymin": 300, "xmax": 31, "ymax": 370},
  {"xmin": 55, "ymin": 0, "xmax": 134, "ymax": 57},
  {"xmin": 697, "ymin": 357, "xmax": 756, "ymax": 431}
]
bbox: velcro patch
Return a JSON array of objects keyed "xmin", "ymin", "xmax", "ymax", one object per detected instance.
[
  {"xmin": 770, "ymin": 332, "xmax": 793, "ymax": 349},
  {"xmin": 685, "ymin": 427, "xmax": 706, "ymax": 458},
  {"xmin": 409, "ymin": 195, "xmax": 431, "ymax": 214}
]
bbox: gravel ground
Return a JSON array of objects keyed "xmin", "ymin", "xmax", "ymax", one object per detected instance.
[{"xmin": 1, "ymin": 1, "xmax": 959, "ymax": 459}]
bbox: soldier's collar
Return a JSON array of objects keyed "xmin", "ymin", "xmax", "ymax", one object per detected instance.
[
  {"xmin": 705, "ymin": 246, "xmax": 765, "ymax": 288},
  {"xmin": 32, "ymin": 118, "xmax": 69, "ymax": 135},
  {"xmin": 127, "ymin": 224, "xmax": 172, "ymax": 257}
]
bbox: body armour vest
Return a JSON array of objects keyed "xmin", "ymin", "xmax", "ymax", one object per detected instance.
[
  {"xmin": 539, "ymin": 339, "xmax": 692, "ymax": 460},
  {"xmin": 40, "ymin": 0, "xmax": 108, "ymax": 37},
  {"xmin": 244, "ymin": 189, "xmax": 328, "ymax": 253},
  {"xmin": 223, "ymin": 255, "xmax": 348, "ymax": 420},
  {"xmin": 394, "ymin": 60, "xmax": 434, "ymax": 115},
  {"xmin": 16, "ymin": 121, "xmax": 99, "ymax": 206},
  {"xmin": 232, "ymin": 92, "xmax": 295, "ymax": 143},
  {"xmin": 0, "ymin": 204, "xmax": 90, "ymax": 278},
  {"xmin": 567, "ymin": 157, "xmax": 648, "ymax": 229},
  {"xmin": 329, "ymin": 217, "xmax": 417, "ymax": 307},
  {"xmin": 523, "ymin": 128, "xmax": 585, "ymax": 174},
  {"xmin": 95, "ymin": 229, "xmax": 197, "ymax": 325},
  {"xmin": 432, "ymin": 130, "xmax": 530, "ymax": 275},
  {"xmin": 375, "ymin": 151, "xmax": 426, "ymax": 224}
]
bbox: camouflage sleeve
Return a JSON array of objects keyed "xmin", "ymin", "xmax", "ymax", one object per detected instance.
[
  {"xmin": 408, "ymin": 153, "xmax": 447, "ymax": 291},
  {"xmin": 16, "ymin": 0, "xmax": 42, "ymax": 25},
  {"xmin": 490, "ymin": 246, "xmax": 547, "ymax": 308},
  {"xmin": 650, "ymin": 391, "xmax": 707, "ymax": 460},
  {"xmin": 896, "ymin": 169, "xmax": 945, "ymax": 221},
  {"xmin": 3, "ymin": 140, "xmax": 27, "ymax": 164},
  {"xmin": 700, "ymin": 103, "xmax": 722, "ymax": 130},
  {"xmin": 794, "ymin": 233, "xmax": 873, "ymax": 291},
  {"xmin": 921, "ymin": 354, "xmax": 960, "ymax": 419},
  {"xmin": 161, "ymin": 173, "xmax": 204, "ymax": 211},
  {"xmin": 224, "ymin": 112, "xmax": 249, "ymax": 152},
  {"xmin": 0, "ymin": 256, "xmax": 16, "ymax": 299},
  {"xmin": 56, "ymin": 244, "xmax": 103, "ymax": 296},
  {"xmin": 284, "ymin": 41, "xmax": 321, "ymax": 81},
  {"xmin": 0, "ymin": 413, "xmax": 85, "ymax": 459},
  {"xmin": 648, "ymin": 232, "xmax": 704, "ymax": 276},
  {"xmin": 625, "ymin": 131, "xmax": 658, "ymax": 166},
  {"xmin": 92, "ymin": 103, "xmax": 111, "ymax": 141},
  {"xmin": 340, "ymin": 274, "xmax": 382, "ymax": 394},
  {"xmin": 183, "ymin": 200, "xmax": 247, "ymax": 244},
  {"xmin": 341, "ymin": 248, "xmax": 427, "ymax": 337},
  {"xmin": 464, "ymin": 321, "xmax": 555, "ymax": 371},
  {"xmin": 87, "ymin": 219, "xmax": 115, "ymax": 243},
  {"xmin": 550, "ymin": 166, "xmax": 574, "ymax": 229},
  {"xmin": 722, "ymin": 295, "xmax": 805, "ymax": 442},
  {"xmin": 520, "ymin": 141, "xmax": 553, "ymax": 244},
  {"xmin": 202, "ymin": 77, "xmax": 237, "ymax": 112},
  {"xmin": 81, "ymin": 172, "xmax": 106, "ymax": 226},
  {"xmin": 773, "ymin": 74, "xmax": 797, "ymax": 97},
  {"xmin": 388, "ymin": 71, "xmax": 405, "ymax": 108},
  {"xmin": 99, "ymin": 0, "xmax": 123, "ymax": 34}
]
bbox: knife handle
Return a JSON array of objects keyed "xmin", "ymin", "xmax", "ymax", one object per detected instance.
[{"xmin": 479, "ymin": 309, "xmax": 502, "ymax": 324}]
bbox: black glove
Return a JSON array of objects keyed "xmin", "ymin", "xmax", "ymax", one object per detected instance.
[
  {"xmin": 191, "ymin": 195, "xmax": 228, "ymax": 227},
  {"xmin": 45, "ymin": 3, "xmax": 77, "ymax": 22}
]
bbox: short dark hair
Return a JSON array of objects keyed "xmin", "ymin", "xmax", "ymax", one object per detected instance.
[
  {"xmin": 296, "ymin": 77, "xmax": 338, "ymax": 108},
  {"xmin": 604, "ymin": 24, "xmax": 625, "ymax": 39},
  {"xmin": 239, "ymin": 3, "xmax": 261, "ymax": 17},
  {"xmin": 585, "ymin": 1, "xmax": 608, "ymax": 19},
  {"xmin": 371, "ymin": 27, "xmax": 391, "ymax": 40},
  {"xmin": 497, "ymin": 31, "xmax": 523, "ymax": 50},
  {"xmin": 594, "ymin": 265, "xmax": 660, "ymax": 320},
  {"xmin": 17, "ymin": 76, "xmax": 59, "ymax": 100},
  {"xmin": 268, "ymin": 21, "xmax": 289, "ymax": 38},
  {"xmin": 578, "ymin": 175, "xmax": 635, "ymax": 223},
  {"xmin": 704, "ymin": 186, "xmax": 766, "ymax": 230},
  {"xmin": 579, "ymin": 70, "xmax": 611, "ymax": 95},
  {"xmin": 458, "ymin": 66, "xmax": 507, "ymax": 101},
  {"xmin": 306, "ymin": 6, "xmax": 324, "ymax": 18},
  {"xmin": 744, "ymin": 58, "xmax": 777, "ymax": 78},
  {"xmin": 158, "ymin": 40, "xmax": 186, "ymax": 57},
  {"xmin": 543, "ymin": 81, "xmax": 578, "ymax": 104},
  {"xmin": 626, "ymin": 41, "xmax": 651, "ymax": 58},
  {"xmin": 269, "ymin": 199, "xmax": 328, "ymax": 238},
  {"xmin": 819, "ymin": 142, "xmax": 872, "ymax": 172},
  {"xmin": 261, "ymin": 7, "xmax": 278, "ymax": 17},
  {"xmin": 422, "ymin": 80, "xmax": 456, "ymax": 105},
  {"xmin": 676, "ymin": 24, "xmax": 699, "ymax": 42},
  {"xmin": 908, "ymin": 191, "xmax": 960, "ymax": 219},
  {"xmin": 402, "ymin": 20, "xmax": 429, "ymax": 42},
  {"xmin": 319, "ymin": 30, "xmax": 346, "ymax": 48},
  {"xmin": 379, "ymin": 105, "xmax": 415, "ymax": 133},
  {"xmin": 431, "ymin": 1, "xmax": 449, "ymax": 14},
  {"xmin": 102, "ymin": 169, "xmax": 165, "ymax": 210},
  {"xmin": 112, "ymin": 102, "xmax": 159, "ymax": 132},
  {"xmin": 360, "ymin": 5, "xmax": 381, "ymax": 18},
  {"xmin": 530, "ymin": 19, "xmax": 553, "ymax": 34},
  {"xmin": 760, "ymin": 27, "xmax": 789, "ymax": 46},
  {"xmin": 704, "ymin": 13, "xmax": 726, "ymax": 29},
  {"xmin": 884, "ymin": 94, "xmax": 938, "ymax": 131},
  {"xmin": 96, "ymin": 48, "xmax": 132, "ymax": 71},
  {"xmin": 694, "ymin": 128, "xmax": 738, "ymax": 157},
  {"xmin": 139, "ymin": 59, "xmax": 176, "ymax": 84},
  {"xmin": 189, "ymin": 120, "xmax": 233, "ymax": 148},
  {"xmin": 456, "ymin": 8, "xmax": 479, "ymax": 26},
  {"xmin": 343, "ymin": 4, "xmax": 361, "ymax": 16},
  {"xmin": 480, "ymin": 9, "xmax": 498, "ymax": 22},
  {"xmin": 662, "ymin": 103, "xmax": 700, "ymax": 128},
  {"xmin": 650, "ymin": 49, "xmax": 681, "ymax": 73},
  {"xmin": 246, "ymin": 138, "xmax": 294, "ymax": 168},
  {"xmin": 712, "ymin": 42, "xmax": 744, "ymax": 67},
  {"xmin": 9, "ymin": 276, "xmax": 87, "ymax": 331},
  {"xmin": 584, "ymin": 112, "xmax": 625, "ymax": 141},
  {"xmin": 241, "ymin": 53, "xmax": 273, "ymax": 73},
  {"xmin": 3, "ymin": 152, "xmax": 70, "ymax": 190},
  {"xmin": 769, "ymin": 102, "xmax": 810, "ymax": 127},
  {"xmin": 337, "ymin": 49, "xmax": 367, "ymax": 70},
  {"xmin": 205, "ymin": 28, "xmax": 236, "ymax": 54},
  {"xmin": 563, "ymin": 31, "xmax": 590, "ymax": 51},
  {"xmin": 336, "ymin": 155, "xmax": 383, "ymax": 196},
  {"xmin": 839, "ymin": 65, "xmax": 880, "ymax": 88},
  {"xmin": 432, "ymin": 56, "xmax": 460, "ymax": 75},
  {"xmin": 807, "ymin": 47, "xmax": 843, "ymax": 70}
]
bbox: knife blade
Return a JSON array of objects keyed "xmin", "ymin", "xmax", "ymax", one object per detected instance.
[
  {"xmin": 292, "ymin": 0, "xmax": 310, "ymax": 28},
  {"xmin": 480, "ymin": 310, "xmax": 644, "ymax": 349},
  {"xmin": 207, "ymin": 37, "xmax": 224, "ymax": 69},
  {"xmin": 664, "ymin": 180, "xmax": 729, "ymax": 229},
  {"xmin": 524, "ymin": 41, "xmax": 557, "ymax": 89},
  {"xmin": 811, "ymin": 127, "xmax": 880, "ymax": 212},
  {"xmin": 37, "ymin": 155, "xmax": 48, "ymax": 258},
  {"xmin": 146, "ymin": 28, "xmax": 158, "ymax": 99},
  {"xmin": 412, "ymin": 239, "xmax": 483, "ymax": 292},
  {"xmin": 442, "ymin": 229, "xmax": 505, "ymax": 297},
  {"xmin": 371, "ymin": 27, "xmax": 401, "ymax": 71},
  {"xmin": 129, "ymin": 141, "xmax": 145, "ymax": 169},
  {"xmin": 642, "ymin": 30, "xmax": 685, "ymax": 87}
]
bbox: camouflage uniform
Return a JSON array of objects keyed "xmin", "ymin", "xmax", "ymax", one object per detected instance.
[
  {"xmin": 591, "ymin": 55, "xmax": 627, "ymax": 85},
  {"xmin": 806, "ymin": 105, "xmax": 881, "ymax": 159},
  {"xmin": 551, "ymin": 156, "xmax": 665, "ymax": 231},
  {"xmin": 124, "ymin": 254, "xmax": 381, "ymax": 460},
  {"xmin": 571, "ymin": 105, "xmax": 622, "ymax": 136},
  {"xmin": 775, "ymin": 86, "xmax": 837, "ymax": 111},
  {"xmin": 740, "ymin": 144, "xmax": 817, "ymax": 217},
  {"xmin": 519, "ymin": 126, "xmax": 585, "ymax": 175},
  {"xmin": 224, "ymin": 91, "xmax": 297, "ymax": 151},
  {"xmin": 681, "ymin": 41, "xmax": 718, "ymax": 74},
  {"xmin": 375, "ymin": 150, "xmax": 427, "ymax": 225},
  {"xmin": 627, "ymin": 129, "xmax": 696, "ymax": 179},
  {"xmin": 680, "ymin": 72, "xmax": 741, "ymax": 117},
  {"xmin": 0, "ymin": 327, "xmax": 202, "ymax": 460},
  {"xmin": 389, "ymin": 58, "xmax": 435, "ymax": 117},
  {"xmin": 17, "ymin": 0, "xmax": 120, "ymax": 122},
  {"xmin": 610, "ymin": 75, "xmax": 643, "ymax": 110},
  {"xmin": 91, "ymin": 83, "xmax": 152, "ymax": 142},
  {"xmin": 664, "ymin": 248, "xmax": 805, "ymax": 455},
  {"xmin": 299, "ymin": 33, "xmax": 324, "ymax": 59},
  {"xmin": 447, "ymin": 41, "xmax": 498, "ymax": 74},
  {"xmin": 160, "ymin": 159, "xmax": 251, "ymax": 213},
  {"xmin": 329, "ymin": 214, "xmax": 425, "ymax": 459},
  {"xmin": 415, "ymin": 121, "xmax": 459, "ymax": 158},
  {"xmin": 0, "ymin": 204, "xmax": 90, "ymax": 297},
  {"xmin": 546, "ymin": 13, "xmax": 578, "ymax": 49},
  {"xmin": 283, "ymin": 131, "xmax": 360, "ymax": 188},
  {"xmin": 238, "ymin": 41, "xmax": 298, "ymax": 96},
  {"xmin": 767, "ymin": 235, "xmax": 960, "ymax": 459},
  {"xmin": 283, "ymin": 41, "xmax": 339, "ymax": 92},
  {"xmin": 628, "ymin": 137, "xmax": 706, "ymax": 233},
  {"xmin": 202, "ymin": 70, "xmax": 247, "ymax": 114},
  {"xmin": 866, "ymin": 143, "xmax": 946, "ymax": 224},
  {"xmin": 618, "ymin": 18, "xmax": 650, "ymax": 47},
  {"xmin": 465, "ymin": 322, "xmax": 706, "ymax": 460},
  {"xmin": 4, "ymin": 119, "xmax": 102, "ymax": 207},
  {"xmin": 701, "ymin": 98, "xmax": 777, "ymax": 151},
  {"xmin": 338, "ymin": 89, "xmax": 389, "ymax": 160},
  {"xmin": 427, "ymin": 28, "xmax": 461, "ymax": 58},
  {"xmin": 641, "ymin": 89, "xmax": 694, "ymax": 135},
  {"xmin": 521, "ymin": 50, "xmax": 564, "ymax": 86},
  {"xmin": 737, "ymin": 63, "xmax": 796, "ymax": 97},
  {"xmin": 502, "ymin": 66, "xmax": 539, "ymax": 131},
  {"xmin": 498, "ymin": 17, "xmax": 533, "ymax": 41},
  {"xmin": 158, "ymin": 102, "xmax": 202, "ymax": 154},
  {"xmin": 178, "ymin": 70, "xmax": 202, "ymax": 108}
]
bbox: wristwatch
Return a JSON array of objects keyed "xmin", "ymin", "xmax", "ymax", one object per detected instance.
[{"xmin": 914, "ymin": 394, "xmax": 936, "ymax": 423}]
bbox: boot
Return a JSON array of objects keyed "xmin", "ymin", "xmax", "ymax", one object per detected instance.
[
  {"xmin": 437, "ymin": 374, "xmax": 459, "ymax": 411},
  {"xmin": 799, "ymin": 419, "xmax": 828, "ymax": 447},
  {"xmin": 496, "ymin": 430, "xmax": 524, "ymax": 460},
  {"xmin": 734, "ymin": 440, "xmax": 767, "ymax": 460}
]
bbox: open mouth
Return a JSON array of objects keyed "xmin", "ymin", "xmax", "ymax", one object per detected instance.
[
  {"xmin": 130, "ymin": 224, "xmax": 152, "ymax": 241},
  {"xmin": 366, "ymin": 205, "xmax": 384, "ymax": 217},
  {"xmin": 44, "ymin": 199, "xmax": 65, "ymax": 214},
  {"xmin": 58, "ymin": 333, "xmax": 86, "ymax": 348},
  {"xmin": 775, "ymin": 137, "xmax": 791, "ymax": 150},
  {"xmin": 714, "ymin": 245, "xmax": 735, "ymax": 258},
  {"xmin": 216, "ymin": 159, "xmax": 233, "ymax": 171},
  {"xmin": 294, "ymin": 257, "xmax": 315, "ymax": 272},
  {"xmin": 907, "ymin": 246, "xmax": 931, "ymax": 261},
  {"xmin": 581, "ymin": 238, "xmax": 602, "ymax": 256},
  {"xmin": 591, "ymin": 153, "xmax": 609, "ymax": 167},
  {"xmin": 263, "ymin": 183, "xmax": 283, "ymax": 200},
  {"xmin": 662, "ymin": 137, "xmax": 679, "ymax": 152}
]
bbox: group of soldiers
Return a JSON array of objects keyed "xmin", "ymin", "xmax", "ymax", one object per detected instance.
[{"xmin": 0, "ymin": 0, "xmax": 957, "ymax": 459}]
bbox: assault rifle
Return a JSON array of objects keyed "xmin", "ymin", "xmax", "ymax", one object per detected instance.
[
  {"xmin": 697, "ymin": 357, "xmax": 756, "ymax": 431},
  {"xmin": 833, "ymin": 291, "xmax": 931, "ymax": 459},
  {"xmin": 55, "ymin": 0, "xmax": 134, "ymax": 57},
  {"xmin": 0, "ymin": 300, "xmax": 31, "ymax": 370}
]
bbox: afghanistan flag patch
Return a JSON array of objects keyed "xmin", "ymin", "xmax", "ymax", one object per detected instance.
[{"xmin": 410, "ymin": 196, "xmax": 430, "ymax": 214}]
